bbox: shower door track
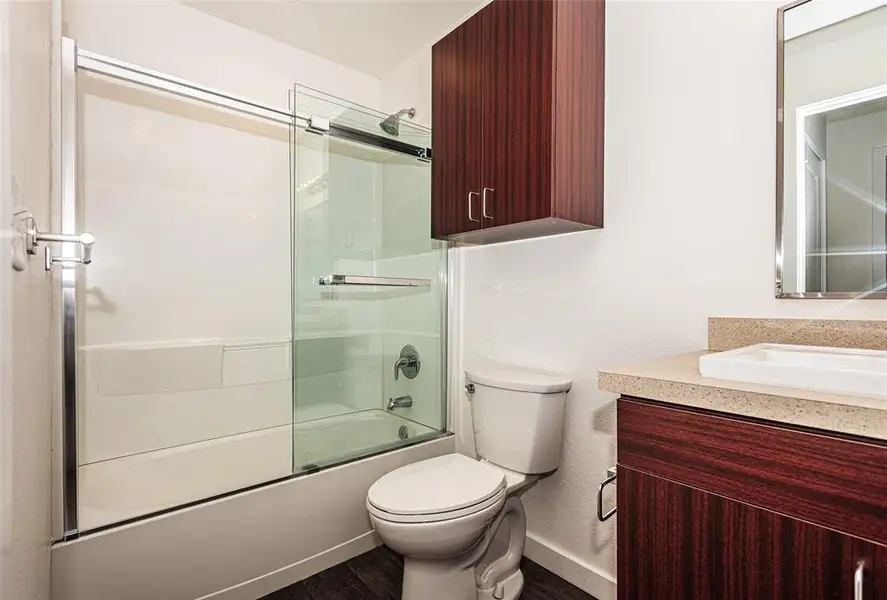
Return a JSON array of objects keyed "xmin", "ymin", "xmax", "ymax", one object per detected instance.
[
  {"xmin": 70, "ymin": 38, "xmax": 432, "ymax": 159},
  {"xmin": 55, "ymin": 37, "xmax": 435, "ymax": 542}
]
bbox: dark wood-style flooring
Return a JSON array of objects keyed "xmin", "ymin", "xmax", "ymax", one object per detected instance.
[{"xmin": 263, "ymin": 545, "xmax": 596, "ymax": 600}]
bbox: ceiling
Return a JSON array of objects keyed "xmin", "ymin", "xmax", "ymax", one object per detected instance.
[{"xmin": 183, "ymin": 0, "xmax": 483, "ymax": 78}]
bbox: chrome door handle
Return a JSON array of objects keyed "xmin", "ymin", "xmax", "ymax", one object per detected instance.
[
  {"xmin": 854, "ymin": 561, "xmax": 865, "ymax": 600},
  {"xmin": 468, "ymin": 191, "xmax": 479, "ymax": 222},
  {"xmin": 597, "ymin": 466, "xmax": 617, "ymax": 522},
  {"xmin": 482, "ymin": 187, "xmax": 494, "ymax": 220}
]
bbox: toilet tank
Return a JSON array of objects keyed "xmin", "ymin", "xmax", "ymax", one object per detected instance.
[{"xmin": 466, "ymin": 368, "xmax": 572, "ymax": 474}]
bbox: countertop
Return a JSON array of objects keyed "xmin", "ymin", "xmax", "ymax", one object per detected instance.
[{"xmin": 599, "ymin": 351, "xmax": 887, "ymax": 443}]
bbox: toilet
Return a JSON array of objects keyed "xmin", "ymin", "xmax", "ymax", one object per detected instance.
[{"xmin": 366, "ymin": 368, "xmax": 572, "ymax": 600}]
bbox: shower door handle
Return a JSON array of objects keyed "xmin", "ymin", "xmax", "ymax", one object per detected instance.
[
  {"xmin": 468, "ymin": 191, "xmax": 479, "ymax": 222},
  {"xmin": 482, "ymin": 188, "xmax": 494, "ymax": 220}
]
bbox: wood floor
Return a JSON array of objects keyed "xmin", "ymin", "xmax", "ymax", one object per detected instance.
[{"xmin": 262, "ymin": 545, "xmax": 596, "ymax": 600}]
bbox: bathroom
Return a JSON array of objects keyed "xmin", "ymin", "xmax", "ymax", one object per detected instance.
[{"xmin": 1, "ymin": 0, "xmax": 885, "ymax": 599}]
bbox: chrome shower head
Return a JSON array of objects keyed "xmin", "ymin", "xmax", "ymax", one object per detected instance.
[{"xmin": 380, "ymin": 107, "xmax": 416, "ymax": 137}]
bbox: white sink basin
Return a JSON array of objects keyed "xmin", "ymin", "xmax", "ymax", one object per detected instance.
[{"xmin": 699, "ymin": 344, "xmax": 887, "ymax": 399}]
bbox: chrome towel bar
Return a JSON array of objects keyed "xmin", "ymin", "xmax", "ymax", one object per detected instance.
[
  {"xmin": 597, "ymin": 466, "xmax": 617, "ymax": 522},
  {"xmin": 318, "ymin": 274, "xmax": 431, "ymax": 287},
  {"xmin": 14, "ymin": 210, "xmax": 95, "ymax": 271}
]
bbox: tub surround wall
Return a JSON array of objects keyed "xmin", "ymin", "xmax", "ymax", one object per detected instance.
[{"xmin": 708, "ymin": 317, "xmax": 887, "ymax": 352}]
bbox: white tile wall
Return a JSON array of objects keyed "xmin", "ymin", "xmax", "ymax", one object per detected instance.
[
  {"xmin": 80, "ymin": 342, "xmax": 293, "ymax": 464},
  {"xmin": 86, "ymin": 343, "xmax": 223, "ymax": 396}
]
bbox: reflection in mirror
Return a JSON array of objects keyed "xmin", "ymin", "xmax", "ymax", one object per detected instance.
[{"xmin": 780, "ymin": 0, "xmax": 887, "ymax": 297}]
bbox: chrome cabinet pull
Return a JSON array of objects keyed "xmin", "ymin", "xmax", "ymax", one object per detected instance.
[
  {"xmin": 482, "ymin": 187, "xmax": 494, "ymax": 220},
  {"xmin": 468, "ymin": 191, "xmax": 479, "ymax": 222},
  {"xmin": 597, "ymin": 466, "xmax": 617, "ymax": 522},
  {"xmin": 854, "ymin": 561, "xmax": 865, "ymax": 600}
]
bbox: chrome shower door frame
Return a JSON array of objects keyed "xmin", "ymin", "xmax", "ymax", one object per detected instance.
[
  {"xmin": 53, "ymin": 37, "xmax": 305, "ymax": 541},
  {"xmin": 53, "ymin": 37, "xmax": 444, "ymax": 541}
]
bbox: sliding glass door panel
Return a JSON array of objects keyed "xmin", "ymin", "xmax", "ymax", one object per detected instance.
[
  {"xmin": 292, "ymin": 86, "xmax": 446, "ymax": 472},
  {"xmin": 76, "ymin": 72, "xmax": 293, "ymax": 531}
]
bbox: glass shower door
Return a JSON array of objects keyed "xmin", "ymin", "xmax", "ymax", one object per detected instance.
[
  {"xmin": 73, "ymin": 67, "xmax": 294, "ymax": 532},
  {"xmin": 291, "ymin": 87, "xmax": 447, "ymax": 471}
]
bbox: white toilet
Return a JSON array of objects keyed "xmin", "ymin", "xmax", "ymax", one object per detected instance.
[{"xmin": 366, "ymin": 368, "xmax": 572, "ymax": 600}]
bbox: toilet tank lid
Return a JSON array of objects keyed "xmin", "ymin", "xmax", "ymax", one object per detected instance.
[{"xmin": 465, "ymin": 368, "xmax": 572, "ymax": 394}]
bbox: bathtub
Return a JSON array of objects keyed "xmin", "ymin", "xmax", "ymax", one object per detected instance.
[
  {"xmin": 79, "ymin": 405, "xmax": 442, "ymax": 532},
  {"xmin": 294, "ymin": 409, "xmax": 438, "ymax": 470},
  {"xmin": 54, "ymin": 434, "xmax": 454, "ymax": 600}
]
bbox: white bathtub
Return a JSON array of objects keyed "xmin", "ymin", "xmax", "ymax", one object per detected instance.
[
  {"xmin": 79, "ymin": 405, "xmax": 440, "ymax": 531},
  {"xmin": 294, "ymin": 409, "xmax": 437, "ymax": 469},
  {"xmin": 54, "ymin": 435, "xmax": 454, "ymax": 600}
]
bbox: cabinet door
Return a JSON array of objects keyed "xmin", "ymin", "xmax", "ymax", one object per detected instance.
[
  {"xmin": 618, "ymin": 467, "xmax": 884, "ymax": 600},
  {"xmin": 480, "ymin": 0, "xmax": 554, "ymax": 229},
  {"xmin": 431, "ymin": 11, "xmax": 484, "ymax": 238}
]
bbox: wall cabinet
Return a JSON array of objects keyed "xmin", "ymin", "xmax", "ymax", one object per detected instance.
[
  {"xmin": 616, "ymin": 397, "xmax": 887, "ymax": 600},
  {"xmin": 431, "ymin": 0, "xmax": 605, "ymax": 244}
]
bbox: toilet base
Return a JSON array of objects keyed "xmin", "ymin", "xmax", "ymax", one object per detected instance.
[
  {"xmin": 477, "ymin": 568, "xmax": 524, "ymax": 600},
  {"xmin": 401, "ymin": 557, "xmax": 525, "ymax": 600},
  {"xmin": 402, "ymin": 557, "xmax": 476, "ymax": 600}
]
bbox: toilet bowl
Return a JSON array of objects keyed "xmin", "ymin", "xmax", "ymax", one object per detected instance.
[
  {"xmin": 366, "ymin": 368, "xmax": 572, "ymax": 600},
  {"xmin": 367, "ymin": 454, "xmax": 534, "ymax": 600}
]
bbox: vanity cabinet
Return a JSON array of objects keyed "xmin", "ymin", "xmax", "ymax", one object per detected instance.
[
  {"xmin": 430, "ymin": 0, "xmax": 605, "ymax": 243},
  {"xmin": 617, "ymin": 397, "xmax": 887, "ymax": 600}
]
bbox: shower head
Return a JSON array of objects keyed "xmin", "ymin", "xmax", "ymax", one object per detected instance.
[{"xmin": 379, "ymin": 107, "xmax": 416, "ymax": 137}]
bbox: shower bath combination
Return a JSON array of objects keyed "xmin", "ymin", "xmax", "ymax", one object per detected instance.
[
  {"xmin": 380, "ymin": 107, "xmax": 417, "ymax": 136},
  {"xmin": 50, "ymin": 41, "xmax": 448, "ymax": 541}
]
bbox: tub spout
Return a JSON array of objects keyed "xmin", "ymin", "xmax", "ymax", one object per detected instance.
[{"xmin": 387, "ymin": 395, "xmax": 413, "ymax": 410}]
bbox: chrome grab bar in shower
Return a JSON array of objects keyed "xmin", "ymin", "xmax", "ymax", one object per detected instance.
[{"xmin": 318, "ymin": 274, "xmax": 431, "ymax": 287}]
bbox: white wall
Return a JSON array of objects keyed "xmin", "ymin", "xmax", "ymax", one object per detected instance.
[
  {"xmin": 63, "ymin": 0, "xmax": 381, "ymax": 112},
  {"xmin": 0, "ymin": 0, "xmax": 53, "ymax": 598},
  {"xmin": 382, "ymin": 0, "xmax": 887, "ymax": 595}
]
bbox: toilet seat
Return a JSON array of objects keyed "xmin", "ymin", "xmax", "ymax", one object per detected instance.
[
  {"xmin": 367, "ymin": 488, "xmax": 506, "ymax": 524},
  {"xmin": 367, "ymin": 454, "xmax": 507, "ymax": 524}
]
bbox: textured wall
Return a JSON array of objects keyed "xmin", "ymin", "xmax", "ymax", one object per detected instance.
[{"xmin": 0, "ymin": 0, "xmax": 53, "ymax": 598}]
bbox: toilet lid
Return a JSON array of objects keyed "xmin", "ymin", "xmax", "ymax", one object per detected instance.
[{"xmin": 367, "ymin": 454, "xmax": 506, "ymax": 516}]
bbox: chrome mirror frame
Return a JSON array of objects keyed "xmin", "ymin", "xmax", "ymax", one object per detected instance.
[{"xmin": 775, "ymin": 0, "xmax": 887, "ymax": 299}]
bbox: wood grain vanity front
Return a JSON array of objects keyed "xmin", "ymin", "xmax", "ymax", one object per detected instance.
[{"xmin": 617, "ymin": 396, "xmax": 887, "ymax": 600}]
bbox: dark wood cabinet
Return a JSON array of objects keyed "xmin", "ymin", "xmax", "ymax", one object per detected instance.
[
  {"xmin": 616, "ymin": 397, "xmax": 887, "ymax": 600},
  {"xmin": 431, "ymin": 0, "xmax": 605, "ymax": 244},
  {"xmin": 619, "ymin": 467, "xmax": 883, "ymax": 600},
  {"xmin": 430, "ymin": 10, "xmax": 482, "ymax": 238}
]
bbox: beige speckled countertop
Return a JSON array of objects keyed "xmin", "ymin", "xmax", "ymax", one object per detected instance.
[{"xmin": 599, "ymin": 351, "xmax": 887, "ymax": 442}]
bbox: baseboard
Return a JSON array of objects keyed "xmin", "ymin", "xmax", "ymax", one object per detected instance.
[
  {"xmin": 198, "ymin": 531, "xmax": 382, "ymax": 600},
  {"xmin": 523, "ymin": 534, "xmax": 616, "ymax": 600}
]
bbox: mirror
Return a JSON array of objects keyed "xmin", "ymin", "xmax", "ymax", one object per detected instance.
[{"xmin": 778, "ymin": 0, "xmax": 887, "ymax": 298}]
